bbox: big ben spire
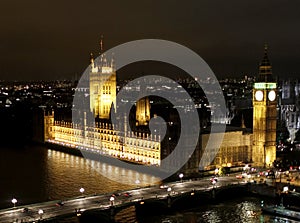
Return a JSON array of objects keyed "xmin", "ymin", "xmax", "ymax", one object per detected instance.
[{"xmin": 258, "ymin": 44, "xmax": 273, "ymax": 82}]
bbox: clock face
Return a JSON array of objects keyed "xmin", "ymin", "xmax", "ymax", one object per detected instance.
[
  {"xmin": 255, "ymin": 90, "xmax": 263, "ymax": 101},
  {"xmin": 268, "ymin": 90, "xmax": 276, "ymax": 101}
]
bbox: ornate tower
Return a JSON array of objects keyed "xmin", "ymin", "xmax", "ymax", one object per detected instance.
[
  {"xmin": 136, "ymin": 97, "xmax": 151, "ymax": 126},
  {"xmin": 89, "ymin": 37, "xmax": 116, "ymax": 119},
  {"xmin": 252, "ymin": 45, "xmax": 277, "ymax": 167},
  {"xmin": 44, "ymin": 110, "xmax": 54, "ymax": 142}
]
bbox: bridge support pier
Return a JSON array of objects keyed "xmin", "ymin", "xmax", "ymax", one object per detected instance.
[
  {"xmin": 110, "ymin": 206, "xmax": 115, "ymax": 222},
  {"xmin": 212, "ymin": 188, "xmax": 216, "ymax": 199},
  {"xmin": 167, "ymin": 195, "xmax": 171, "ymax": 208}
]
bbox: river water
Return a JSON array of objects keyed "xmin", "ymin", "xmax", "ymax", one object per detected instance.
[
  {"xmin": 0, "ymin": 145, "xmax": 159, "ymax": 208},
  {"xmin": 136, "ymin": 197, "xmax": 298, "ymax": 223},
  {"xmin": 0, "ymin": 145, "xmax": 297, "ymax": 222}
]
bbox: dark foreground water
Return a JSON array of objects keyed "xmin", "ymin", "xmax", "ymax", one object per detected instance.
[
  {"xmin": 135, "ymin": 197, "xmax": 299, "ymax": 223},
  {"xmin": 0, "ymin": 145, "xmax": 297, "ymax": 222}
]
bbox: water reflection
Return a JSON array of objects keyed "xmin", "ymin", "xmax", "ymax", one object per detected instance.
[
  {"xmin": 136, "ymin": 197, "xmax": 299, "ymax": 223},
  {"xmin": 46, "ymin": 147, "xmax": 160, "ymax": 200},
  {"xmin": 0, "ymin": 145, "xmax": 161, "ymax": 208}
]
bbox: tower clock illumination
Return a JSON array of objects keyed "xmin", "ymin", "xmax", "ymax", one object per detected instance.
[
  {"xmin": 268, "ymin": 90, "xmax": 276, "ymax": 101},
  {"xmin": 252, "ymin": 44, "xmax": 277, "ymax": 168},
  {"xmin": 255, "ymin": 90, "xmax": 263, "ymax": 101}
]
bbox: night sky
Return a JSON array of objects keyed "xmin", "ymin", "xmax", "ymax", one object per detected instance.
[{"xmin": 1, "ymin": 0, "xmax": 300, "ymax": 80}]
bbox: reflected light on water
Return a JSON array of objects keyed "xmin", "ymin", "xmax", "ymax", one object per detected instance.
[
  {"xmin": 46, "ymin": 149, "xmax": 161, "ymax": 200},
  {"xmin": 202, "ymin": 210, "xmax": 221, "ymax": 223}
]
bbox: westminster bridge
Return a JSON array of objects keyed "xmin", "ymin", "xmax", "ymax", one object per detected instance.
[{"xmin": 0, "ymin": 175, "xmax": 251, "ymax": 223}]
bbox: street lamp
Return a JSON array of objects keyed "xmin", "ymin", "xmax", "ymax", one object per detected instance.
[
  {"xmin": 179, "ymin": 173, "xmax": 184, "ymax": 183},
  {"xmin": 283, "ymin": 186, "xmax": 289, "ymax": 193},
  {"xmin": 191, "ymin": 189, "xmax": 195, "ymax": 196},
  {"xmin": 79, "ymin": 187, "xmax": 85, "ymax": 196},
  {"xmin": 38, "ymin": 209, "xmax": 44, "ymax": 219},
  {"xmin": 212, "ymin": 179, "xmax": 217, "ymax": 188},
  {"xmin": 11, "ymin": 198, "xmax": 17, "ymax": 207},
  {"xmin": 167, "ymin": 187, "xmax": 172, "ymax": 195},
  {"xmin": 110, "ymin": 196, "xmax": 115, "ymax": 206},
  {"xmin": 214, "ymin": 168, "xmax": 219, "ymax": 176}
]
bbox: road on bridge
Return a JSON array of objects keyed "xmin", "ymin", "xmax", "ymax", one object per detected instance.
[{"xmin": 0, "ymin": 174, "xmax": 247, "ymax": 223}]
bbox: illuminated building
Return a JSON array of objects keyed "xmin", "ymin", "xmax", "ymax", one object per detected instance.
[
  {"xmin": 44, "ymin": 111, "xmax": 161, "ymax": 165},
  {"xmin": 136, "ymin": 97, "xmax": 151, "ymax": 126},
  {"xmin": 44, "ymin": 39, "xmax": 161, "ymax": 166},
  {"xmin": 202, "ymin": 127, "xmax": 253, "ymax": 170},
  {"xmin": 252, "ymin": 44, "xmax": 277, "ymax": 167},
  {"xmin": 202, "ymin": 45, "xmax": 277, "ymax": 171},
  {"xmin": 279, "ymin": 80, "xmax": 300, "ymax": 143},
  {"xmin": 44, "ymin": 42, "xmax": 278, "ymax": 172},
  {"xmin": 89, "ymin": 52, "xmax": 116, "ymax": 119}
]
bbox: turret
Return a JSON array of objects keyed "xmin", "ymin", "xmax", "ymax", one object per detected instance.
[{"xmin": 44, "ymin": 110, "xmax": 54, "ymax": 142}]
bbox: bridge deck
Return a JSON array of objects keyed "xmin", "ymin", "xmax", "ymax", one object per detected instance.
[{"xmin": 0, "ymin": 176, "xmax": 248, "ymax": 222}]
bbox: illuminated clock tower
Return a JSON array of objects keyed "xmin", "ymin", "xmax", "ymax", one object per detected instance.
[{"xmin": 252, "ymin": 45, "xmax": 277, "ymax": 167}]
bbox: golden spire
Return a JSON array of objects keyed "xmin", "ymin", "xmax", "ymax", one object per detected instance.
[
  {"xmin": 90, "ymin": 52, "xmax": 94, "ymax": 64},
  {"xmin": 100, "ymin": 35, "xmax": 104, "ymax": 55}
]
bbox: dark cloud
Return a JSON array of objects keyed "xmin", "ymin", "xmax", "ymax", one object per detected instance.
[{"xmin": 0, "ymin": 0, "xmax": 300, "ymax": 80}]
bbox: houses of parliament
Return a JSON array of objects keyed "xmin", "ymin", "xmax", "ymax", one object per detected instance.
[{"xmin": 44, "ymin": 41, "xmax": 277, "ymax": 175}]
